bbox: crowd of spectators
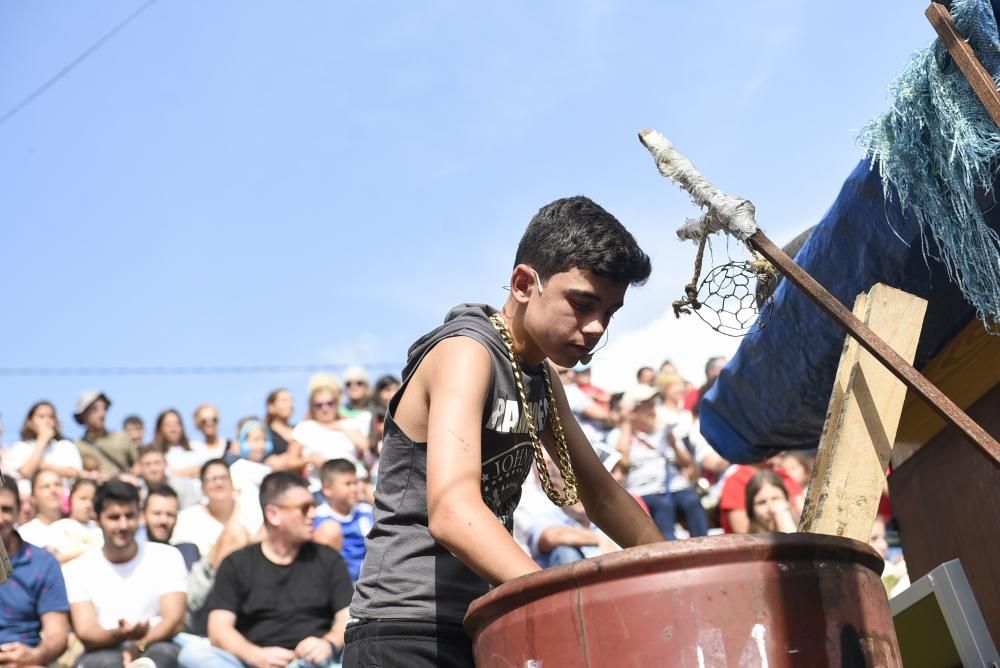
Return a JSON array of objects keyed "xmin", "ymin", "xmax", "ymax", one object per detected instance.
[{"xmin": 0, "ymin": 357, "xmax": 905, "ymax": 667}]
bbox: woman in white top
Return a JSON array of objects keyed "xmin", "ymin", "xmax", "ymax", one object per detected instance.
[
  {"xmin": 152, "ymin": 409, "xmax": 209, "ymax": 477},
  {"xmin": 18, "ymin": 469, "xmax": 66, "ymax": 551},
  {"xmin": 7, "ymin": 401, "xmax": 84, "ymax": 483},
  {"xmin": 190, "ymin": 404, "xmax": 229, "ymax": 459},
  {"xmin": 153, "ymin": 409, "xmax": 209, "ymax": 507},
  {"xmin": 292, "ymin": 381, "xmax": 368, "ymax": 478}
]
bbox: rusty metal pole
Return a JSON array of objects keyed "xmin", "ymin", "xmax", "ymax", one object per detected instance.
[{"xmin": 748, "ymin": 230, "xmax": 1000, "ymax": 465}]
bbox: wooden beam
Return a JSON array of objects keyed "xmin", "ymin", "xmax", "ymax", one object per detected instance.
[
  {"xmin": 799, "ymin": 284, "xmax": 927, "ymax": 540},
  {"xmin": 894, "ymin": 319, "xmax": 1000, "ymax": 467}
]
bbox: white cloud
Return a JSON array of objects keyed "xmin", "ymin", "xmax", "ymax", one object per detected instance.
[{"xmin": 589, "ymin": 307, "xmax": 741, "ymax": 391}]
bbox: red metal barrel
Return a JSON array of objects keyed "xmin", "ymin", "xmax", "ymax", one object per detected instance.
[{"xmin": 465, "ymin": 533, "xmax": 900, "ymax": 667}]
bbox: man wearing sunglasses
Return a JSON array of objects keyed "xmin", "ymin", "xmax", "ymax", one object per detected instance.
[{"xmin": 178, "ymin": 472, "xmax": 352, "ymax": 668}]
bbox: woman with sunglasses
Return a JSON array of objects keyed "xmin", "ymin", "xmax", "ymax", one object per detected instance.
[
  {"xmin": 292, "ymin": 381, "xmax": 368, "ymax": 486},
  {"xmin": 191, "ymin": 404, "xmax": 229, "ymax": 460}
]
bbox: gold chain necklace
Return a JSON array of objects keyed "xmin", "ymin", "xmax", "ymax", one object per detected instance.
[{"xmin": 489, "ymin": 313, "xmax": 579, "ymax": 506}]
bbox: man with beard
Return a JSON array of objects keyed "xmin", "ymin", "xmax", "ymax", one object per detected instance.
[
  {"xmin": 141, "ymin": 484, "xmax": 200, "ymax": 571},
  {"xmin": 63, "ymin": 480, "xmax": 187, "ymax": 667}
]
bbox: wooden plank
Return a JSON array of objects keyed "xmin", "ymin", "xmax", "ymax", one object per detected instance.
[
  {"xmin": 926, "ymin": 2, "xmax": 1000, "ymax": 128},
  {"xmin": 893, "ymin": 319, "xmax": 1000, "ymax": 467},
  {"xmin": 890, "ymin": 385, "xmax": 1000, "ymax": 644},
  {"xmin": 799, "ymin": 284, "xmax": 927, "ymax": 540}
]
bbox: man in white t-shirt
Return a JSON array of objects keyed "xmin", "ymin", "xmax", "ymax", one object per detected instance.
[{"xmin": 63, "ymin": 479, "xmax": 187, "ymax": 668}]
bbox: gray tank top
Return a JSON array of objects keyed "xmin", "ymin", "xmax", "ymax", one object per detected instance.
[{"xmin": 350, "ymin": 304, "xmax": 549, "ymax": 624}]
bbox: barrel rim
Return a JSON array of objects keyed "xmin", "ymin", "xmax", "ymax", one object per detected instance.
[{"xmin": 464, "ymin": 532, "xmax": 885, "ymax": 636}]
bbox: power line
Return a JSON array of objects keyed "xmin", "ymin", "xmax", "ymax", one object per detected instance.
[
  {"xmin": 0, "ymin": 0, "xmax": 158, "ymax": 127},
  {"xmin": 0, "ymin": 363, "xmax": 404, "ymax": 377}
]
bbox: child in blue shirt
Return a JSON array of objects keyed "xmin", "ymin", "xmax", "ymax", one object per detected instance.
[{"xmin": 313, "ymin": 458, "xmax": 373, "ymax": 581}]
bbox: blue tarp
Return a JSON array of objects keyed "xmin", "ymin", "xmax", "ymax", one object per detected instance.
[
  {"xmin": 699, "ymin": 162, "xmax": 987, "ymax": 463},
  {"xmin": 699, "ymin": 0, "xmax": 1000, "ymax": 462}
]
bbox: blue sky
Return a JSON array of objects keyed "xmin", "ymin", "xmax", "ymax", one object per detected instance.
[{"xmin": 0, "ymin": 1, "xmax": 933, "ymax": 443}]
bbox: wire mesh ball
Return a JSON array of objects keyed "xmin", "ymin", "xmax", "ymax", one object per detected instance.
[{"xmin": 694, "ymin": 261, "xmax": 775, "ymax": 336}]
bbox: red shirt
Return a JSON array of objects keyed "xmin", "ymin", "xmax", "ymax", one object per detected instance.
[{"xmin": 719, "ymin": 464, "xmax": 804, "ymax": 533}]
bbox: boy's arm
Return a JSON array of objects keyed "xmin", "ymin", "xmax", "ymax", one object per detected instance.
[
  {"xmin": 424, "ymin": 337, "xmax": 542, "ymax": 585},
  {"xmin": 545, "ymin": 366, "xmax": 664, "ymax": 547}
]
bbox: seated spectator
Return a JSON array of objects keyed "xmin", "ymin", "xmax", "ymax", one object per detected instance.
[
  {"xmin": 138, "ymin": 444, "xmax": 169, "ymax": 494},
  {"xmin": 555, "ymin": 365, "xmax": 612, "ymax": 446},
  {"xmin": 779, "ymin": 450, "xmax": 815, "ymax": 493},
  {"xmin": 870, "ymin": 515, "xmax": 909, "ymax": 596},
  {"xmin": 190, "ymin": 404, "xmax": 229, "ymax": 460},
  {"xmin": 124, "ymin": 415, "xmax": 145, "ymax": 450},
  {"xmin": 263, "ymin": 389, "xmax": 306, "ymax": 473},
  {"xmin": 313, "ymin": 458, "xmax": 374, "ymax": 581},
  {"xmin": 17, "ymin": 469, "xmax": 65, "ymax": 553},
  {"xmin": 177, "ymin": 472, "xmax": 352, "ymax": 668},
  {"xmin": 745, "ymin": 469, "xmax": 798, "ymax": 533},
  {"xmin": 719, "ymin": 462, "xmax": 804, "ymax": 534},
  {"xmin": 154, "ymin": 410, "xmax": 209, "ymax": 510},
  {"xmin": 0, "ymin": 476, "xmax": 70, "ymax": 667},
  {"xmin": 293, "ymin": 383, "xmax": 367, "ymax": 483},
  {"xmin": 141, "ymin": 484, "xmax": 201, "ymax": 571},
  {"xmin": 226, "ymin": 420, "xmax": 272, "ymax": 529},
  {"xmin": 341, "ymin": 366, "xmax": 373, "ymax": 427},
  {"xmin": 6, "ymin": 401, "xmax": 83, "ymax": 484},
  {"xmin": 171, "ymin": 459, "xmax": 260, "ymax": 559},
  {"xmin": 371, "ymin": 375, "xmax": 400, "ymax": 409},
  {"xmin": 63, "ymin": 479, "xmax": 187, "ymax": 668},
  {"xmin": 74, "ymin": 390, "xmax": 138, "ymax": 479},
  {"xmin": 612, "ymin": 385, "xmax": 708, "ymax": 539},
  {"xmin": 51, "ymin": 478, "xmax": 103, "ymax": 563},
  {"xmin": 526, "ymin": 503, "xmax": 605, "ymax": 568}
]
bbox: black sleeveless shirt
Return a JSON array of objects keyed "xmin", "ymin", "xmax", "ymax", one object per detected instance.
[{"xmin": 351, "ymin": 304, "xmax": 549, "ymax": 624}]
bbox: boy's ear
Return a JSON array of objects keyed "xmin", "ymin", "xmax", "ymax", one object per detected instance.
[{"xmin": 510, "ymin": 264, "xmax": 541, "ymax": 304}]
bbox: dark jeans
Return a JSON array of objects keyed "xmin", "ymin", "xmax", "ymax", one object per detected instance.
[
  {"xmin": 343, "ymin": 619, "xmax": 474, "ymax": 668},
  {"xmin": 77, "ymin": 641, "xmax": 180, "ymax": 667},
  {"xmin": 643, "ymin": 488, "xmax": 709, "ymax": 539}
]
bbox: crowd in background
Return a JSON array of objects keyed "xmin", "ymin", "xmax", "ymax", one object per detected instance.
[{"xmin": 0, "ymin": 358, "xmax": 906, "ymax": 668}]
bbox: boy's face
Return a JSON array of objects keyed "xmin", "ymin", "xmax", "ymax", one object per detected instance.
[
  {"xmin": 521, "ymin": 266, "xmax": 626, "ymax": 367},
  {"xmin": 125, "ymin": 422, "xmax": 144, "ymax": 444},
  {"xmin": 323, "ymin": 471, "xmax": 359, "ymax": 508},
  {"xmin": 139, "ymin": 451, "xmax": 166, "ymax": 484}
]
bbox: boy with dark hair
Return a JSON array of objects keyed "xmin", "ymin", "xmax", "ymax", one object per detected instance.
[
  {"xmin": 315, "ymin": 458, "xmax": 374, "ymax": 581},
  {"xmin": 346, "ymin": 196, "xmax": 664, "ymax": 667},
  {"xmin": 123, "ymin": 415, "xmax": 145, "ymax": 449}
]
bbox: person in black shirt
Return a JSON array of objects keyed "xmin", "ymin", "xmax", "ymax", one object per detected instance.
[
  {"xmin": 177, "ymin": 472, "xmax": 352, "ymax": 668},
  {"xmin": 346, "ymin": 196, "xmax": 664, "ymax": 667}
]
